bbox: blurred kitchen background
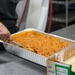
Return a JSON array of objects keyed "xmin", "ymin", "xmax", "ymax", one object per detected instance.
[{"xmin": 16, "ymin": 0, "xmax": 75, "ymax": 33}]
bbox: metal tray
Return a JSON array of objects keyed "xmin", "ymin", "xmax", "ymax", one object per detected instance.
[{"xmin": 1, "ymin": 28, "xmax": 75, "ymax": 67}]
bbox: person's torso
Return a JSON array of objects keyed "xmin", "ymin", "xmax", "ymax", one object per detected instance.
[{"xmin": 0, "ymin": 0, "xmax": 19, "ymax": 28}]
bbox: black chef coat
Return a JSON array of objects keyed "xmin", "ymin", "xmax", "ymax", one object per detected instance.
[
  {"xmin": 0, "ymin": 0, "xmax": 22, "ymax": 50},
  {"xmin": 0, "ymin": 0, "xmax": 21, "ymax": 33}
]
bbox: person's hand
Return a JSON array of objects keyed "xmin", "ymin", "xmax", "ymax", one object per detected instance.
[{"xmin": 0, "ymin": 22, "xmax": 12, "ymax": 41}]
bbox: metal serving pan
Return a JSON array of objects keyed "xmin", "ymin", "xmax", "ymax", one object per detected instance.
[{"xmin": 1, "ymin": 28, "xmax": 75, "ymax": 67}]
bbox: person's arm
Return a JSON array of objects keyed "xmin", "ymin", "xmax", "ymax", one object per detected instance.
[
  {"xmin": 11, "ymin": 0, "xmax": 23, "ymax": 3},
  {"xmin": 0, "ymin": 22, "xmax": 12, "ymax": 41}
]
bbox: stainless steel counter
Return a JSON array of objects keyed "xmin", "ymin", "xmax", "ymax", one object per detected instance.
[
  {"xmin": 52, "ymin": 25, "xmax": 75, "ymax": 40},
  {"xmin": 0, "ymin": 51, "xmax": 46, "ymax": 75},
  {"xmin": 0, "ymin": 25, "xmax": 75, "ymax": 75}
]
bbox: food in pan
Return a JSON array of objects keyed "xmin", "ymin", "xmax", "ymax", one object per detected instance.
[{"xmin": 11, "ymin": 30, "xmax": 71, "ymax": 57}]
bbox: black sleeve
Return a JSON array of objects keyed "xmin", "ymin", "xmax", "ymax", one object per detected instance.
[
  {"xmin": 11, "ymin": 0, "xmax": 23, "ymax": 3},
  {"xmin": 0, "ymin": 0, "xmax": 19, "ymax": 33}
]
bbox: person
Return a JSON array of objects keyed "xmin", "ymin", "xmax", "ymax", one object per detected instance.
[
  {"xmin": 0, "ymin": 0, "xmax": 20, "ymax": 33},
  {"xmin": 0, "ymin": 0, "xmax": 21, "ymax": 49},
  {"xmin": 0, "ymin": 22, "xmax": 11, "ymax": 41}
]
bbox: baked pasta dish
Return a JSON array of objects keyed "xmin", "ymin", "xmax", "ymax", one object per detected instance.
[{"xmin": 11, "ymin": 30, "xmax": 72, "ymax": 57}]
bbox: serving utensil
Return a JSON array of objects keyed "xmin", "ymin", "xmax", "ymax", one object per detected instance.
[{"xmin": 9, "ymin": 40, "xmax": 23, "ymax": 48}]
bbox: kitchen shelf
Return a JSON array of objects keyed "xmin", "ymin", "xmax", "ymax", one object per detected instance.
[
  {"xmin": 52, "ymin": 10, "xmax": 75, "ymax": 23},
  {"xmin": 52, "ymin": 1, "xmax": 75, "ymax": 5},
  {"xmin": 50, "ymin": 0, "xmax": 75, "ymax": 27}
]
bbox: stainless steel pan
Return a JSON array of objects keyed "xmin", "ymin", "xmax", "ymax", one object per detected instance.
[{"xmin": 1, "ymin": 28, "xmax": 75, "ymax": 67}]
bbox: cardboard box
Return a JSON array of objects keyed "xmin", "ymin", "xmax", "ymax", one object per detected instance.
[{"xmin": 47, "ymin": 44, "xmax": 75, "ymax": 75}]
